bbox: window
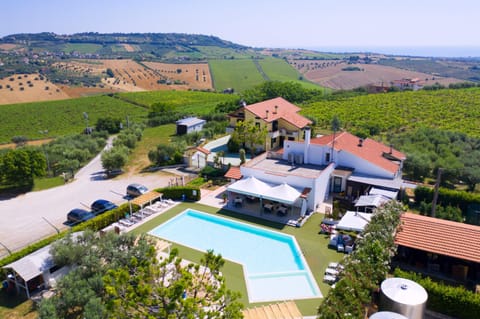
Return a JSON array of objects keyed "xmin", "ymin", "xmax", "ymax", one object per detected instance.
[
  {"xmin": 288, "ymin": 137, "xmax": 295, "ymax": 141},
  {"xmin": 255, "ymin": 122, "xmax": 260, "ymax": 128},
  {"xmin": 325, "ymin": 152, "xmax": 330, "ymax": 162}
]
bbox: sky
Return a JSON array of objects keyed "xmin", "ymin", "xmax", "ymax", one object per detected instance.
[{"xmin": 1, "ymin": 0, "xmax": 480, "ymax": 56}]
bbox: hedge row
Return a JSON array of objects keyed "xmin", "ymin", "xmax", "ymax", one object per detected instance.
[
  {"xmin": 414, "ymin": 186, "xmax": 480, "ymax": 213},
  {"xmin": 156, "ymin": 186, "xmax": 201, "ymax": 201},
  {"xmin": 393, "ymin": 268, "xmax": 480, "ymax": 319},
  {"xmin": 0, "ymin": 203, "xmax": 137, "ymax": 272}
]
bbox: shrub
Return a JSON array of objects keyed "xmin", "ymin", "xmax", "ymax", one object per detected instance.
[
  {"xmin": 156, "ymin": 186, "xmax": 201, "ymax": 201},
  {"xmin": 393, "ymin": 268, "xmax": 480, "ymax": 319}
]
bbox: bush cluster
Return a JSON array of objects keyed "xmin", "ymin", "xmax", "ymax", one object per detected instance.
[
  {"xmin": 393, "ymin": 268, "xmax": 480, "ymax": 319},
  {"xmin": 318, "ymin": 201, "xmax": 405, "ymax": 318},
  {"xmin": 414, "ymin": 186, "xmax": 480, "ymax": 218},
  {"xmin": 156, "ymin": 186, "xmax": 201, "ymax": 201}
]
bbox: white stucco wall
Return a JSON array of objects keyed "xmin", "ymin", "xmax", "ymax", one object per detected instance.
[
  {"xmin": 284, "ymin": 140, "xmax": 396, "ymax": 179},
  {"xmin": 313, "ymin": 163, "xmax": 335, "ymax": 210},
  {"xmin": 335, "ymin": 150, "xmax": 394, "ymax": 179}
]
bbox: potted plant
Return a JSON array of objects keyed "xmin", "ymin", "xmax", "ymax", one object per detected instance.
[{"xmin": 222, "ymin": 193, "xmax": 228, "ymax": 203}]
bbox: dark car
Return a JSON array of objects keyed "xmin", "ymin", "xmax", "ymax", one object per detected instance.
[
  {"xmin": 67, "ymin": 208, "xmax": 95, "ymax": 225},
  {"xmin": 126, "ymin": 183, "xmax": 148, "ymax": 197},
  {"xmin": 91, "ymin": 199, "xmax": 118, "ymax": 215}
]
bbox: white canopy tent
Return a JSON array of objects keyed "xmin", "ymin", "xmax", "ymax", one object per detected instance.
[
  {"xmin": 369, "ymin": 187, "xmax": 398, "ymax": 199},
  {"xmin": 336, "ymin": 211, "xmax": 372, "ymax": 232},
  {"xmin": 226, "ymin": 176, "xmax": 272, "ymax": 198},
  {"xmin": 262, "ymin": 183, "xmax": 302, "ymax": 205},
  {"xmin": 355, "ymin": 194, "xmax": 391, "ymax": 208}
]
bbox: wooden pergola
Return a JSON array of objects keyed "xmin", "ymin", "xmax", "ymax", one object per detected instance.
[{"xmin": 130, "ymin": 191, "xmax": 163, "ymax": 212}]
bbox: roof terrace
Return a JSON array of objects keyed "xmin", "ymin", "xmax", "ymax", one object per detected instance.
[{"xmin": 244, "ymin": 153, "xmax": 327, "ymax": 179}]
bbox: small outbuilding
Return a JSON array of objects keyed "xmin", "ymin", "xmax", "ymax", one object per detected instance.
[
  {"xmin": 3, "ymin": 244, "xmax": 69, "ymax": 298},
  {"xmin": 176, "ymin": 117, "xmax": 206, "ymax": 135}
]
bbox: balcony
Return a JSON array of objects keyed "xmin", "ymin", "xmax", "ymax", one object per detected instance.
[
  {"xmin": 280, "ymin": 129, "xmax": 298, "ymax": 138},
  {"xmin": 268, "ymin": 130, "xmax": 280, "ymax": 138}
]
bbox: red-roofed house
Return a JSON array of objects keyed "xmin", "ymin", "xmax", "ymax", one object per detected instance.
[
  {"xmin": 282, "ymin": 130, "xmax": 406, "ymax": 199},
  {"xmin": 394, "ymin": 212, "xmax": 480, "ymax": 283},
  {"xmin": 227, "ymin": 97, "xmax": 312, "ymax": 151}
]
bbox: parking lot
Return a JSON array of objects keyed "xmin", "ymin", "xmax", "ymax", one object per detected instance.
[{"xmin": 0, "ymin": 149, "xmax": 189, "ymax": 258}]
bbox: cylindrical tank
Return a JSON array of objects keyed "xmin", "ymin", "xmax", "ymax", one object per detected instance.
[
  {"xmin": 370, "ymin": 311, "xmax": 409, "ymax": 319},
  {"xmin": 379, "ymin": 277, "xmax": 428, "ymax": 319}
]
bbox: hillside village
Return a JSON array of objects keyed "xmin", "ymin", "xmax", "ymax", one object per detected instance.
[{"xmin": 1, "ymin": 33, "xmax": 480, "ymax": 319}]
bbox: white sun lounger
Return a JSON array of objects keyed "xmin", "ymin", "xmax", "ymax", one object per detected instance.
[
  {"xmin": 323, "ymin": 274, "xmax": 337, "ymax": 284},
  {"xmin": 119, "ymin": 218, "xmax": 135, "ymax": 227}
]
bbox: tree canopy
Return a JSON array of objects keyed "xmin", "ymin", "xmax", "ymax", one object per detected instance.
[{"xmin": 39, "ymin": 231, "xmax": 243, "ymax": 319}]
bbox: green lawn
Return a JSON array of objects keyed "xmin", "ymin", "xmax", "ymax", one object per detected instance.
[
  {"xmin": 132, "ymin": 202, "xmax": 343, "ymax": 316},
  {"xmin": 126, "ymin": 124, "xmax": 176, "ymax": 172},
  {"xmin": 32, "ymin": 176, "xmax": 64, "ymax": 192},
  {"xmin": 209, "ymin": 59, "xmax": 266, "ymax": 92}
]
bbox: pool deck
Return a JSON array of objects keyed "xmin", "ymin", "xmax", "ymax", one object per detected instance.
[{"xmin": 198, "ymin": 185, "xmax": 333, "ymax": 226}]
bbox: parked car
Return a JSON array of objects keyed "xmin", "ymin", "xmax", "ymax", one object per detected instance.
[
  {"xmin": 67, "ymin": 208, "xmax": 95, "ymax": 225},
  {"xmin": 91, "ymin": 199, "xmax": 118, "ymax": 215},
  {"xmin": 126, "ymin": 183, "xmax": 148, "ymax": 197},
  {"xmin": 105, "ymin": 169, "xmax": 123, "ymax": 178}
]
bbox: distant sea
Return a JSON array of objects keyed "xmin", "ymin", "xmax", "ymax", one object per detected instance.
[{"xmin": 303, "ymin": 46, "xmax": 480, "ymax": 58}]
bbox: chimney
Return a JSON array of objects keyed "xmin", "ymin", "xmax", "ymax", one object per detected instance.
[
  {"xmin": 274, "ymin": 105, "xmax": 278, "ymax": 114},
  {"xmin": 389, "ymin": 144, "xmax": 393, "ymax": 154},
  {"xmin": 265, "ymin": 110, "xmax": 269, "ymax": 119},
  {"xmin": 358, "ymin": 138, "xmax": 364, "ymax": 147},
  {"xmin": 303, "ymin": 126, "xmax": 311, "ymax": 164}
]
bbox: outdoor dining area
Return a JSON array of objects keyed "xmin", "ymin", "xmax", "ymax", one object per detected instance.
[{"xmin": 224, "ymin": 176, "xmax": 312, "ymax": 226}]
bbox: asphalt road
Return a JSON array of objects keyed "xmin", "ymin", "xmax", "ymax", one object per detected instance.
[{"xmin": 0, "ymin": 140, "xmax": 185, "ymax": 258}]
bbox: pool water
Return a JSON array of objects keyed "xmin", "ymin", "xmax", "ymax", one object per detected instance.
[{"xmin": 149, "ymin": 209, "xmax": 322, "ymax": 302}]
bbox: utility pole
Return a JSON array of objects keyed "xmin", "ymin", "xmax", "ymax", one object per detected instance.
[{"xmin": 431, "ymin": 168, "xmax": 443, "ymax": 218}]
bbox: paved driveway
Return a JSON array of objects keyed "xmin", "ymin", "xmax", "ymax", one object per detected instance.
[{"xmin": 0, "ymin": 141, "xmax": 189, "ymax": 258}]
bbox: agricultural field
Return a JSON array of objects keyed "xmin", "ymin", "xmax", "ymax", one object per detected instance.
[
  {"xmin": 209, "ymin": 59, "xmax": 266, "ymax": 92},
  {"xmin": 0, "ymin": 43, "xmax": 21, "ymax": 51},
  {"xmin": 116, "ymin": 90, "xmax": 238, "ymax": 114},
  {"xmin": 302, "ymin": 87, "xmax": 480, "ymax": 138},
  {"xmin": 193, "ymin": 46, "xmax": 254, "ymax": 59},
  {"xmin": 0, "ymin": 95, "xmax": 148, "ymax": 144},
  {"xmin": 142, "ymin": 62, "xmax": 213, "ymax": 90},
  {"xmin": 378, "ymin": 58, "xmax": 480, "ymax": 82},
  {"xmin": 258, "ymin": 57, "xmax": 324, "ymax": 90},
  {"xmin": 63, "ymin": 43, "xmax": 102, "ymax": 54},
  {"xmin": 0, "ymin": 73, "xmax": 69, "ymax": 105},
  {"xmin": 293, "ymin": 60, "xmax": 462, "ymax": 90},
  {"xmin": 52, "ymin": 60, "xmax": 105, "ymax": 76}
]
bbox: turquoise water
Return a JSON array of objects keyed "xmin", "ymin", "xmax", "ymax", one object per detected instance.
[{"xmin": 149, "ymin": 209, "xmax": 321, "ymax": 302}]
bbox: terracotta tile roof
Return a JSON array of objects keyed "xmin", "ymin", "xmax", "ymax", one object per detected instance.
[
  {"xmin": 245, "ymin": 97, "xmax": 312, "ymax": 129},
  {"xmin": 195, "ymin": 146, "xmax": 211, "ymax": 155},
  {"xmin": 224, "ymin": 166, "xmax": 242, "ymax": 180},
  {"xmin": 310, "ymin": 131, "xmax": 406, "ymax": 174},
  {"xmin": 395, "ymin": 212, "xmax": 480, "ymax": 263}
]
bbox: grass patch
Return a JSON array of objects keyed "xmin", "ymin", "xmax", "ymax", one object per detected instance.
[
  {"xmin": 0, "ymin": 291, "xmax": 37, "ymax": 319},
  {"xmin": 32, "ymin": 176, "xmax": 64, "ymax": 191},
  {"xmin": 126, "ymin": 124, "xmax": 176, "ymax": 172},
  {"xmin": 209, "ymin": 59, "xmax": 266, "ymax": 92},
  {"xmin": 132, "ymin": 202, "xmax": 343, "ymax": 316}
]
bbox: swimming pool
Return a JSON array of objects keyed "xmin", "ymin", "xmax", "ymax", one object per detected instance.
[{"xmin": 149, "ymin": 209, "xmax": 322, "ymax": 302}]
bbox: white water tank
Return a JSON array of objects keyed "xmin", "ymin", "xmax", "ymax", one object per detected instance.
[
  {"xmin": 370, "ymin": 311, "xmax": 408, "ymax": 319},
  {"xmin": 380, "ymin": 277, "xmax": 428, "ymax": 319}
]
